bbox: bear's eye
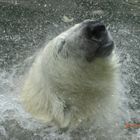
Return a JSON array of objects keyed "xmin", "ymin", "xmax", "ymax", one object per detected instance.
[{"xmin": 57, "ymin": 40, "xmax": 66, "ymax": 53}]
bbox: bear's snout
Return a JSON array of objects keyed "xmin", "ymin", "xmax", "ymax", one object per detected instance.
[
  {"xmin": 84, "ymin": 21, "xmax": 106, "ymax": 40},
  {"xmin": 82, "ymin": 20, "xmax": 114, "ymax": 61}
]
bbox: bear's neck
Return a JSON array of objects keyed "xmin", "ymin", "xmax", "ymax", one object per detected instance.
[{"xmin": 43, "ymin": 55, "xmax": 119, "ymax": 98}]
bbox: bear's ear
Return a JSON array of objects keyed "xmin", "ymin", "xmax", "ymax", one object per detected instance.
[{"xmin": 57, "ymin": 39, "xmax": 66, "ymax": 54}]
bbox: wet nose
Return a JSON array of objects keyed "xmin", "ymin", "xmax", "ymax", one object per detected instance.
[{"xmin": 85, "ymin": 21, "xmax": 106, "ymax": 40}]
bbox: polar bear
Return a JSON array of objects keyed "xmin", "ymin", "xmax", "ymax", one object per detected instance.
[{"xmin": 21, "ymin": 20, "xmax": 120, "ymax": 128}]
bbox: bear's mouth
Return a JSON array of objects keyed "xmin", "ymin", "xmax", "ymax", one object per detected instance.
[
  {"xmin": 95, "ymin": 41, "xmax": 114, "ymax": 57},
  {"xmin": 85, "ymin": 41, "xmax": 114, "ymax": 62}
]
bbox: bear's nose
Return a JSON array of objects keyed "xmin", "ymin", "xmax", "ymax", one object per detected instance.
[{"xmin": 85, "ymin": 21, "xmax": 106, "ymax": 40}]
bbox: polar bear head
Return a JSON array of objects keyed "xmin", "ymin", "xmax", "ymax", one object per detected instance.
[
  {"xmin": 42, "ymin": 20, "xmax": 117, "ymax": 82},
  {"xmin": 44, "ymin": 20, "xmax": 114, "ymax": 64}
]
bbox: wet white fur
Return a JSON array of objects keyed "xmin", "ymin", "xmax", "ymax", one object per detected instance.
[{"xmin": 21, "ymin": 23, "xmax": 120, "ymax": 128}]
